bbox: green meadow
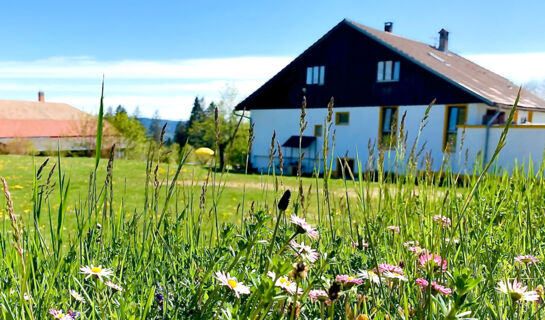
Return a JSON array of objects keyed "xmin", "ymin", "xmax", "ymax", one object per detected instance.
[{"xmin": 4, "ymin": 97, "xmax": 545, "ymax": 319}]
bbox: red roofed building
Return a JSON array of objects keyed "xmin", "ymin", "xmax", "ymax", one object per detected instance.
[{"xmin": 0, "ymin": 92, "xmax": 118, "ymax": 154}]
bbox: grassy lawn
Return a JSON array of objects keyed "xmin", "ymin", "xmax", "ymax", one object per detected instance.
[{"xmin": 0, "ymin": 154, "xmax": 365, "ymax": 232}]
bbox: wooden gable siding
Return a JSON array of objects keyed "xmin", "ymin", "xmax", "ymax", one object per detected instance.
[{"xmin": 237, "ymin": 22, "xmax": 481, "ymax": 110}]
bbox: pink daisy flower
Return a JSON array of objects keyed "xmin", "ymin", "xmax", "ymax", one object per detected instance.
[
  {"xmin": 407, "ymin": 246, "xmax": 425, "ymax": 254},
  {"xmin": 416, "ymin": 279, "xmax": 451, "ymax": 295},
  {"xmin": 351, "ymin": 241, "xmax": 369, "ymax": 249},
  {"xmin": 419, "ymin": 254, "xmax": 448, "ymax": 272},
  {"xmin": 309, "ymin": 289, "xmax": 330, "ymax": 303},
  {"xmin": 378, "ymin": 263, "xmax": 404, "ymax": 275},
  {"xmin": 515, "ymin": 255, "xmax": 539, "ymax": 265},
  {"xmin": 403, "ymin": 241, "xmax": 418, "ymax": 247},
  {"xmin": 433, "ymin": 215, "xmax": 451, "ymax": 227},
  {"xmin": 387, "ymin": 226, "xmax": 400, "ymax": 234},
  {"xmin": 290, "ymin": 215, "xmax": 319, "ymax": 239},
  {"xmin": 431, "ymin": 282, "xmax": 452, "ymax": 295},
  {"xmin": 416, "ymin": 278, "xmax": 429, "ymax": 289},
  {"xmin": 336, "ymin": 275, "xmax": 363, "ymax": 289}
]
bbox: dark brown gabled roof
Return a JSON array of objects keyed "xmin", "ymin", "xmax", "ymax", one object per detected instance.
[
  {"xmin": 344, "ymin": 19, "xmax": 545, "ymax": 110},
  {"xmin": 236, "ymin": 19, "xmax": 545, "ymax": 111}
]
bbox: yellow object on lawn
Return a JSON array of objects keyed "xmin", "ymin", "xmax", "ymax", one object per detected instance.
[{"xmin": 195, "ymin": 147, "xmax": 215, "ymax": 157}]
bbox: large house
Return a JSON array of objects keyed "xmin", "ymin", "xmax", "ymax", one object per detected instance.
[
  {"xmin": 0, "ymin": 92, "xmax": 117, "ymax": 154},
  {"xmin": 235, "ymin": 19, "xmax": 545, "ymax": 175}
]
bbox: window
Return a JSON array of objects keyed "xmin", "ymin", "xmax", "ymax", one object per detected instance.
[
  {"xmin": 335, "ymin": 112, "xmax": 350, "ymax": 125},
  {"xmin": 306, "ymin": 65, "xmax": 325, "ymax": 85},
  {"xmin": 379, "ymin": 106, "xmax": 398, "ymax": 148},
  {"xmin": 377, "ymin": 61, "xmax": 400, "ymax": 82},
  {"xmin": 314, "ymin": 124, "xmax": 323, "ymax": 137},
  {"xmin": 443, "ymin": 105, "xmax": 467, "ymax": 152}
]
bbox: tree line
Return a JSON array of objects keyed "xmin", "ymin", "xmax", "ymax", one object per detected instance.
[{"xmin": 105, "ymin": 87, "xmax": 249, "ymax": 170}]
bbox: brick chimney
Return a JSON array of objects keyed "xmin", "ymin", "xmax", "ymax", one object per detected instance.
[
  {"xmin": 384, "ymin": 22, "xmax": 393, "ymax": 33},
  {"xmin": 38, "ymin": 91, "xmax": 44, "ymax": 102},
  {"xmin": 438, "ymin": 28, "xmax": 449, "ymax": 52}
]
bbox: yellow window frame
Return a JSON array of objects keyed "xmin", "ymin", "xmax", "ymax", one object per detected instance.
[
  {"xmin": 335, "ymin": 112, "xmax": 350, "ymax": 126},
  {"xmin": 378, "ymin": 106, "xmax": 399, "ymax": 149},
  {"xmin": 442, "ymin": 104, "xmax": 468, "ymax": 152},
  {"xmin": 314, "ymin": 124, "xmax": 323, "ymax": 137}
]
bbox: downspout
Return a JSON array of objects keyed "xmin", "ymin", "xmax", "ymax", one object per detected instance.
[{"xmin": 483, "ymin": 111, "xmax": 501, "ymax": 165}]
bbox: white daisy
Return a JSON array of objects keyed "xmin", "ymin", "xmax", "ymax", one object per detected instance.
[
  {"xmin": 80, "ymin": 265, "xmax": 113, "ymax": 282},
  {"xmin": 290, "ymin": 240, "xmax": 320, "ymax": 263},
  {"xmin": 383, "ymin": 271, "xmax": 408, "ymax": 282},
  {"xmin": 267, "ymin": 271, "xmax": 303, "ymax": 295},
  {"xmin": 69, "ymin": 290, "xmax": 85, "ymax": 303},
  {"xmin": 497, "ymin": 279, "xmax": 539, "ymax": 302},
  {"xmin": 215, "ymin": 271, "xmax": 250, "ymax": 298},
  {"xmin": 358, "ymin": 270, "xmax": 382, "ymax": 284},
  {"xmin": 48, "ymin": 308, "xmax": 73, "ymax": 320},
  {"xmin": 105, "ymin": 281, "xmax": 125, "ymax": 292}
]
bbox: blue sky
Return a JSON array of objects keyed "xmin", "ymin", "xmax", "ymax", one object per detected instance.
[{"xmin": 0, "ymin": 0, "xmax": 544, "ymax": 119}]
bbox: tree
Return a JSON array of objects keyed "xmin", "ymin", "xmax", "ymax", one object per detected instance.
[
  {"xmin": 132, "ymin": 106, "xmax": 141, "ymax": 119},
  {"xmin": 148, "ymin": 110, "xmax": 162, "ymax": 143},
  {"xmin": 187, "ymin": 85, "xmax": 249, "ymax": 170},
  {"xmin": 115, "ymin": 105, "xmax": 127, "ymax": 115},
  {"xmin": 174, "ymin": 120, "xmax": 188, "ymax": 146},
  {"xmin": 104, "ymin": 105, "xmax": 148, "ymax": 158},
  {"xmin": 187, "ymin": 97, "xmax": 206, "ymax": 146}
]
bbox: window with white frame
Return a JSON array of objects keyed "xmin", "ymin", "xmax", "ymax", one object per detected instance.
[
  {"xmin": 377, "ymin": 61, "xmax": 400, "ymax": 82},
  {"xmin": 306, "ymin": 66, "xmax": 325, "ymax": 85}
]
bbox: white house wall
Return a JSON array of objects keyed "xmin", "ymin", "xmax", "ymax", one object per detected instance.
[
  {"xmin": 456, "ymin": 126, "xmax": 545, "ymax": 173},
  {"xmin": 250, "ymin": 103, "xmax": 491, "ymax": 174},
  {"xmin": 532, "ymin": 111, "xmax": 545, "ymax": 123}
]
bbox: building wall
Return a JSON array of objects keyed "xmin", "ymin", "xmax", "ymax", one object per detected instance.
[
  {"xmin": 250, "ymin": 103, "xmax": 489, "ymax": 174},
  {"xmin": 532, "ymin": 111, "xmax": 545, "ymax": 123},
  {"xmin": 0, "ymin": 136, "xmax": 117, "ymax": 153},
  {"xmin": 456, "ymin": 125, "xmax": 545, "ymax": 173}
]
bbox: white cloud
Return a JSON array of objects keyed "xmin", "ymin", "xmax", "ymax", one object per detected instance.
[
  {"xmin": 0, "ymin": 53, "xmax": 544, "ymax": 120},
  {"xmin": 0, "ymin": 56, "xmax": 292, "ymax": 119},
  {"xmin": 53, "ymin": 95, "xmax": 197, "ymax": 120},
  {"xmin": 464, "ymin": 52, "xmax": 545, "ymax": 84},
  {"xmin": 0, "ymin": 56, "xmax": 292, "ymax": 80}
]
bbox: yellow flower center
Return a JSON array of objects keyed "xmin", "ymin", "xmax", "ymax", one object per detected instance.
[
  {"xmin": 347, "ymin": 276, "xmax": 354, "ymax": 281},
  {"xmin": 91, "ymin": 267, "xmax": 102, "ymax": 273},
  {"xmin": 279, "ymin": 278, "xmax": 291, "ymax": 286},
  {"xmin": 227, "ymin": 279, "xmax": 238, "ymax": 288},
  {"xmin": 58, "ymin": 314, "xmax": 65, "ymax": 319},
  {"xmin": 510, "ymin": 291, "xmax": 523, "ymax": 301}
]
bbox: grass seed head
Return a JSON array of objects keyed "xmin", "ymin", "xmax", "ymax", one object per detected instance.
[{"xmin": 277, "ymin": 189, "xmax": 291, "ymax": 211}]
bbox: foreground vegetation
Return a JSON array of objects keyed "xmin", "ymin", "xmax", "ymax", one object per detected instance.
[{"xmin": 4, "ymin": 92, "xmax": 545, "ymax": 319}]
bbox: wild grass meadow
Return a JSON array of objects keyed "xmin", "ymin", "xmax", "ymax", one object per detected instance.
[{"xmin": 3, "ymin": 92, "xmax": 545, "ymax": 319}]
